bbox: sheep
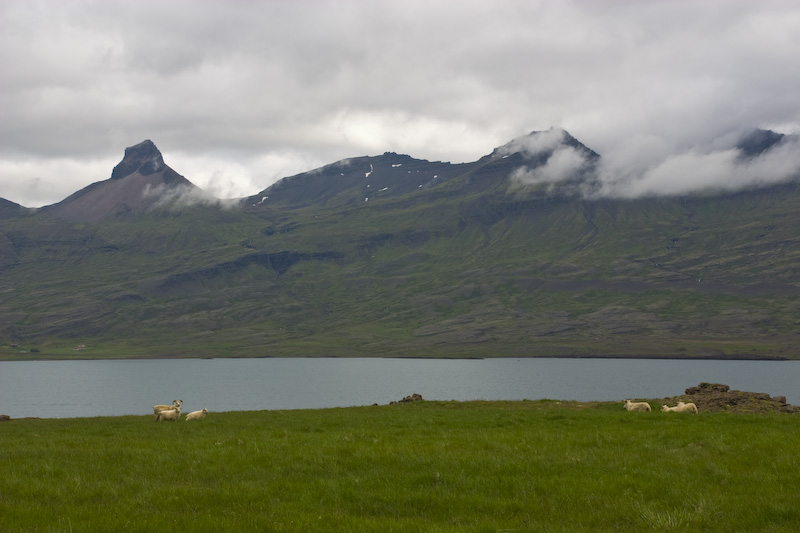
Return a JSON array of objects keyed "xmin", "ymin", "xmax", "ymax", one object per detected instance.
[
  {"xmin": 155, "ymin": 405, "xmax": 181, "ymax": 421},
  {"xmin": 661, "ymin": 401, "xmax": 698, "ymax": 413},
  {"xmin": 623, "ymin": 399, "xmax": 652, "ymax": 412},
  {"xmin": 185, "ymin": 408, "xmax": 208, "ymax": 421},
  {"xmin": 153, "ymin": 400, "xmax": 183, "ymax": 420}
]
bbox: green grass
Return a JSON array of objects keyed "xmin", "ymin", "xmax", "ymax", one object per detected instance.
[{"xmin": 2, "ymin": 401, "xmax": 799, "ymax": 531}]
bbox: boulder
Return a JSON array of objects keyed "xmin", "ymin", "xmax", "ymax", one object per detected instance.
[
  {"xmin": 675, "ymin": 383, "xmax": 797, "ymax": 413},
  {"xmin": 390, "ymin": 393, "xmax": 424, "ymax": 404}
]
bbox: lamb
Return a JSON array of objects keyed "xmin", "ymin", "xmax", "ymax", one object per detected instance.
[
  {"xmin": 153, "ymin": 400, "xmax": 183, "ymax": 420},
  {"xmin": 623, "ymin": 399, "xmax": 652, "ymax": 412},
  {"xmin": 155, "ymin": 405, "xmax": 181, "ymax": 421},
  {"xmin": 185, "ymin": 408, "xmax": 208, "ymax": 421},
  {"xmin": 661, "ymin": 401, "xmax": 698, "ymax": 413}
]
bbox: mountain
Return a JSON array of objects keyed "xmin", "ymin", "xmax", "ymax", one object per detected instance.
[
  {"xmin": 736, "ymin": 128, "xmax": 787, "ymax": 159},
  {"xmin": 246, "ymin": 128, "xmax": 599, "ymax": 209},
  {"xmin": 1, "ymin": 130, "xmax": 800, "ymax": 360},
  {"xmin": 39, "ymin": 140, "xmax": 207, "ymax": 223},
  {"xmin": 0, "ymin": 197, "xmax": 30, "ymax": 219}
]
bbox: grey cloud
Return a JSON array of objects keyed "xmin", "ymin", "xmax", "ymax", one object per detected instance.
[{"xmin": 1, "ymin": 1, "xmax": 799, "ymax": 206}]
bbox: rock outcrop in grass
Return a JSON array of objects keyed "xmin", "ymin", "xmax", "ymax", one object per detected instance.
[{"xmin": 661, "ymin": 382, "xmax": 798, "ymax": 413}]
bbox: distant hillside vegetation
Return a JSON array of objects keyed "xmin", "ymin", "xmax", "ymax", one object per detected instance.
[{"xmin": 2, "ymin": 130, "xmax": 800, "ymax": 359}]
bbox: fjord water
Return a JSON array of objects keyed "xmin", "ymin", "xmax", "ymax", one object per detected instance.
[{"xmin": 1, "ymin": 357, "xmax": 798, "ymax": 419}]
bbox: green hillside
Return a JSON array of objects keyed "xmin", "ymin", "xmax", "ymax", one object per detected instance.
[{"xmin": 2, "ymin": 135, "xmax": 800, "ymax": 359}]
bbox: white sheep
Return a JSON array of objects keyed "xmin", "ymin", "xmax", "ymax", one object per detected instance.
[
  {"xmin": 153, "ymin": 400, "xmax": 183, "ymax": 420},
  {"xmin": 661, "ymin": 401, "xmax": 698, "ymax": 413},
  {"xmin": 185, "ymin": 408, "xmax": 208, "ymax": 421},
  {"xmin": 155, "ymin": 405, "xmax": 181, "ymax": 421},
  {"xmin": 623, "ymin": 399, "xmax": 652, "ymax": 412}
]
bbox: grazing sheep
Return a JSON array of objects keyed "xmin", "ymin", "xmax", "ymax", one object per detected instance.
[
  {"xmin": 185, "ymin": 408, "xmax": 208, "ymax": 421},
  {"xmin": 155, "ymin": 405, "xmax": 181, "ymax": 422},
  {"xmin": 153, "ymin": 400, "xmax": 183, "ymax": 420},
  {"xmin": 661, "ymin": 401, "xmax": 698, "ymax": 413},
  {"xmin": 623, "ymin": 399, "xmax": 652, "ymax": 412}
]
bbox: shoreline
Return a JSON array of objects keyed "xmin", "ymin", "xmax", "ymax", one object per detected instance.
[{"xmin": 0, "ymin": 352, "xmax": 794, "ymax": 362}]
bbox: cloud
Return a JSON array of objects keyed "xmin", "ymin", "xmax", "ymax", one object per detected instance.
[
  {"xmin": 593, "ymin": 135, "xmax": 800, "ymax": 198},
  {"xmin": 1, "ymin": 1, "xmax": 799, "ymax": 206},
  {"xmin": 510, "ymin": 146, "xmax": 593, "ymax": 189},
  {"xmin": 497, "ymin": 128, "xmax": 567, "ymax": 159},
  {"xmin": 141, "ymin": 182, "xmax": 221, "ymax": 210},
  {"xmin": 312, "ymin": 109, "xmax": 497, "ymax": 163},
  {"xmin": 168, "ymin": 150, "xmax": 322, "ymax": 200},
  {"xmin": 0, "ymin": 156, "xmax": 117, "ymax": 207}
]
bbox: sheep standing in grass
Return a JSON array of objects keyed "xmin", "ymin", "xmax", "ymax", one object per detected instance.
[
  {"xmin": 623, "ymin": 399, "xmax": 651, "ymax": 412},
  {"xmin": 153, "ymin": 400, "xmax": 182, "ymax": 420},
  {"xmin": 155, "ymin": 405, "xmax": 181, "ymax": 422},
  {"xmin": 185, "ymin": 408, "xmax": 208, "ymax": 421},
  {"xmin": 661, "ymin": 401, "xmax": 698, "ymax": 413}
]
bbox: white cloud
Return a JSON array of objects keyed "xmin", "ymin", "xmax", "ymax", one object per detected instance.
[
  {"xmin": 141, "ymin": 182, "xmax": 221, "ymax": 210},
  {"xmin": 511, "ymin": 146, "xmax": 592, "ymax": 188},
  {"xmin": 0, "ymin": 156, "xmax": 116, "ymax": 207},
  {"xmin": 595, "ymin": 137, "xmax": 800, "ymax": 198},
  {"xmin": 498, "ymin": 128, "xmax": 567, "ymax": 159},
  {"xmin": 312, "ymin": 109, "xmax": 499, "ymax": 163},
  {"xmin": 168, "ymin": 150, "xmax": 323, "ymax": 200}
]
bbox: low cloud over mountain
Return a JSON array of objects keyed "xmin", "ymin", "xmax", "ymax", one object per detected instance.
[
  {"xmin": 592, "ymin": 129, "xmax": 800, "ymax": 198},
  {"xmin": 4, "ymin": 127, "xmax": 799, "ymax": 215},
  {"xmin": 496, "ymin": 128, "xmax": 600, "ymax": 192},
  {"xmin": 467, "ymin": 127, "xmax": 800, "ymax": 199}
]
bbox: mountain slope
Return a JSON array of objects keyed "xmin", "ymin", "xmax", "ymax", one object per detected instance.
[
  {"xmin": 2, "ymin": 130, "xmax": 800, "ymax": 360},
  {"xmin": 246, "ymin": 128, "xmax": 599, "ymax": 210},
  {"xmin": 39, "ymin": 140, "xmax": 207, "ymax": 223},
  {"xmin": 0, "ymin": 197, "xmax": 31, "ymax": 219}
]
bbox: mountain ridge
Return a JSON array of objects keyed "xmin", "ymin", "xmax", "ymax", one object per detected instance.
[
  {"xmin": 2, "ymin": 127, "xmax": 800, "ymax": 359},
  {"xmin": 1, "ymin": 127, "xmax": 794, "ymax": 213},
  {"xmin": 245, "ymin": 128, "xmax": 605, "ymax": 210}
]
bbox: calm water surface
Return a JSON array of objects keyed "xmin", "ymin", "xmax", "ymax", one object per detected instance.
[{"xmin": 1, "ymin": 357, "xmax": 798, "ymax": 419}]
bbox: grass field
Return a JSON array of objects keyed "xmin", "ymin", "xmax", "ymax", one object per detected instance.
[{"xmin": 2, "ymin": 400, "xmax": 799, "ymax": 531}]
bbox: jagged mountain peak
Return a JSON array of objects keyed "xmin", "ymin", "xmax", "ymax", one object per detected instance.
[
  {"xmin": 110, "ymin": 139, "xmax": 165, "ymax": 180},
  {"xmin": 39, "ymin": 140, "xmax": 203, "ymax": 223}
]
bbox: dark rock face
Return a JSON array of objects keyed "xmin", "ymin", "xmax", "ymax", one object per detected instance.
[
  {"xmin": 110, "ymin": 140, "xmax": 165, "ymax": 180},
  {"xmin": 736, "ymin": 129, "xmax": 785, "ymax": 159}
]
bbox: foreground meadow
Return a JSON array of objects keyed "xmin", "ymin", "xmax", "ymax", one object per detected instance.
[{"xmin": 1, "ymin": 400, "xmax": 799, "ymax": 532}]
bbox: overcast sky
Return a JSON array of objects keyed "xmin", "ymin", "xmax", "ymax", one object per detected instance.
[{"xmin": 2, "ymin": 0, "xmax": 799, "ymax": 207}]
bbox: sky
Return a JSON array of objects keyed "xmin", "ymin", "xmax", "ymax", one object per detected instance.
[{"xmin": 2, "ymin": 0, "xmax": 799, "ymax": 207}]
